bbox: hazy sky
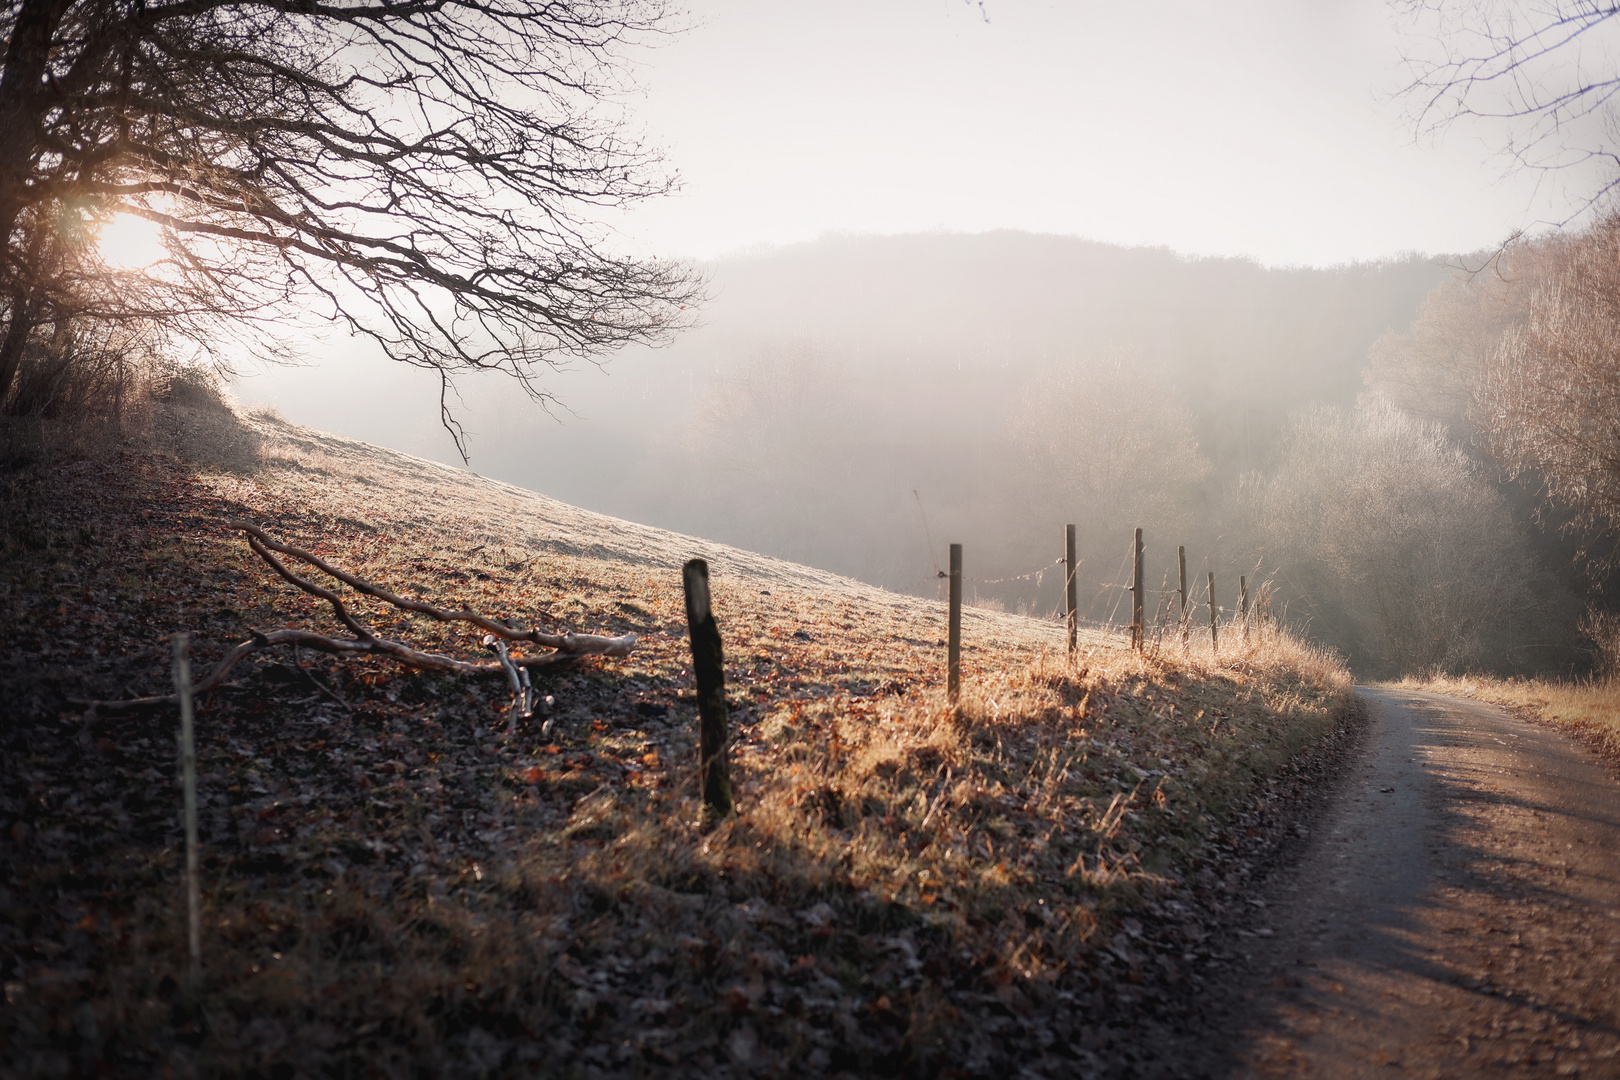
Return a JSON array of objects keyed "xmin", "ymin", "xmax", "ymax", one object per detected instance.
[
  {"xmin": 233, "ymin": 0, "xmax": 1612, "ymax": 462},
  {"xmin": 612, "ymin": 0, "xmax": 1604, "ymax": 266}
]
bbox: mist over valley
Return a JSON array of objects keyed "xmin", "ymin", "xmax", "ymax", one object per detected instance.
[{"xmin": 241, "ymin": 230, "xmax": 1595, "ymax": 678}]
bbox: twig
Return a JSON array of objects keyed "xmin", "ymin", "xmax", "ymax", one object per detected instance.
[
  {"xmin": 293, "ymin": 643, "xmax": 352, "ymax": 711},
  {"xmin": 918, "ymin": 766, "xmax": 954, "ymax": 829}
]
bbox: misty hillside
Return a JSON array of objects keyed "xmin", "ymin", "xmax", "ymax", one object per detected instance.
[
  {"xmin": 385, "ymin": 232, "xmax": 1451, "ymax": 606},
  {"xmin": 247, "ymin": 230, "xmax": 1615, "ymax": 679},
  {"xmin": 227, "ymin": 410, "xmax": 1084, "ymax": 658},
  {"xmin": 0, "ymin": 398, "xmax": 1357, "ymax": 1078},
  {"xmin": 482, "ymin": 231, "xmax": 1449, "ymax": 489}
]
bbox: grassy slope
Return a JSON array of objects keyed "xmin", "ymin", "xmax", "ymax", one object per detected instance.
[{"xmin": 1, "ymin": 412, "xmax": 1353, "ymax": 1078}]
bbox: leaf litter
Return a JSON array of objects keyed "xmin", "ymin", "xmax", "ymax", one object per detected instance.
[{"xmin": 0, "ymin": 414, "xmax": 1358, "ymax": 1078}]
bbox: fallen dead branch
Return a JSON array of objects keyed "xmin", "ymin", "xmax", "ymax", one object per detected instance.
[{"xmin": 76, "ymin": 521, "xmax": 636, "ymax": 710}]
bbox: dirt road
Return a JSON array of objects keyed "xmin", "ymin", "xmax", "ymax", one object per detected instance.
[{"xmin": 1222, "ymin": 688, "xmax": 1620, "ymax": 1077}]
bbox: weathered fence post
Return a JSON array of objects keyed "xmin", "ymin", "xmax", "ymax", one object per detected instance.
[
  {"xmin": 172, "ymin": 634, "xmax": 201, "ymax": 990},
  {"xmin": 1131, "ymin": 527, "xmax": 1144, "ymax": 652},
  {"xmin": 1065, "ymin": 524, "xmax": 1078, "ymax": 659},
  {"xmin": 948, "ymin": 543, "xmax": 963, "ymax": 703},
  {"xmin": 1207, "ymin": 571, "xmax": 1218, "ymax": 653},
  {"xmin": 682, "ymin": 559, "xmax": 733, "ymax": 823},
  {"xmin": 1240, "ymin": 575, "xmax": 1250, "ymax": 643},
  {"xmin": 1178, "ymin": 545, "xmax": 1188, "ymax": 651}
]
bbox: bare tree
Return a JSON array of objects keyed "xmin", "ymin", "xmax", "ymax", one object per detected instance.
[
  {"xmin": 0, "ymin": 0, "xmax": 698, "ymax": 451},
  {"xmin": 1397, "ymin": 5, "xmax": 1620, "ymax": 579},
  {"xmin": 1479, "ymin": 213, "xmax": 1620, "ymax": 567},
  {"xmin": 1244, "ymin": 397, "xmax": 1567, "ymax": 675},
  {"xmin": 1364, "ymin": 233, "xmax": 1569, "ymax": 437},
  {"xmin": 1398, "ymin": 0, "xmax": 1620, "ymax": 212}
]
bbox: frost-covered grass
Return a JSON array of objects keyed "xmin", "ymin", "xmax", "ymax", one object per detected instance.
[{"xmin": 0, "ymin": 414, "xmax": 1353, "ymax": 1077}]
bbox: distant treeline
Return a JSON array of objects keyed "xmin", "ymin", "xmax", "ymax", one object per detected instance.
[{"xmin": 336, "ymin": 230, "xmax": 1620, "ymax": 678}]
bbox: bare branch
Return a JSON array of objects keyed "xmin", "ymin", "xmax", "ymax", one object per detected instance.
[
  {"xmin": 228, "ymin": 519, "xmax": 632, "ymax": 653},
  {"xmin": 74, "ymin": 522, "xmax": 637, "ymax": 710},
  {"xmin": 1397, "ymin": 1, "xmax": 1620, "ymax": 221}
]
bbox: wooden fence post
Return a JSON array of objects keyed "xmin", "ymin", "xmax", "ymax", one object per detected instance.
[
  {"xmin": 682, "ymin": 559, "xmax": 733, "ymax": 823},
  {"xmin": 1240, "ymin": 575, "xmax": 1250, "ymax": 643},
  {"xmin": 1065, "ymin": 525, "xmax": 1078, "ymax": 659},
  {"xmin": 1207, "ymin": 571, "xmax": 1218, "ymax": 653},
  {"xmin": 1132, "ymin": 527, "xmax": 1144, "ymax": 652},
  {"xmin": 948, "ymin": 543, "xmax": 963, "ymax": 703},
  {"xmin": 172, "ymin": 634, "xmax": 201, "ymax": 990},
  {"xmin": 1178, "ymin": 545, "xmax": 1188, "ymax": 651}
]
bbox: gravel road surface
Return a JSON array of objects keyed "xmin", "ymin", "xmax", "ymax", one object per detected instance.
[{"xmin": 1224, "ymin": 688, "xmax": 1620, "ymax": 1078}]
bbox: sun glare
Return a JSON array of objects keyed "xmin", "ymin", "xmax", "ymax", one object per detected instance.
[{"xmin": 98, "ymin": 213, "xmax": 167, "ymax": 271}]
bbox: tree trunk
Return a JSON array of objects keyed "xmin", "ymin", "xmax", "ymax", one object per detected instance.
[
  {"xmin": 0, "ymin": 294, "xmax": 32, "ymax": 411},
  {"xmin": 0, "ymin": 0, "xmax": 74, "ymax": 243}
]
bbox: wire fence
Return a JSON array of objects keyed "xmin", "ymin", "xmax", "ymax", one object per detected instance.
[{"xmin": 913, "ymin": 530, "xmax": 1268, "ymax": 636}]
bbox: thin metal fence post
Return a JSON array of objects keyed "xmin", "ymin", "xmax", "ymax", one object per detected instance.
[
  {"xmin": 1131, "ymin": 528, "xmax": 1144, "ymax": 652},
  {"xmin": 1240, "ymin": 575, "xmax": 1250, "ymax": 644},
  {"xmin": 948, "ymin": 544, "xmax": 963, "ymax": 703},
  {"xmin": 1065, "ymin": 525, "xmax": 1078, "ymax": 659},
  {"xmin": 1178, "ymin": 545, "xmax": 1188, "ymax": 651},
  {"xmin": 172, "ymin": 634, "xmax": 201, "ymax": 990}
]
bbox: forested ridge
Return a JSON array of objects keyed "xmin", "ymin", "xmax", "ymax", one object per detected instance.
[{"xmin": 403, "ymin": 230, "xmax": 1614, "ymax": 678}]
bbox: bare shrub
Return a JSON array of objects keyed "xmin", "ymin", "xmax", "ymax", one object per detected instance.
[
  {"xmin": 2, "ymin": 321, "xmax": 160, "ymax": 422},
  {"xmin": 1580, "ymin": 608, "xmax": 1620, "ymax": 679},
  {"xmin": 0, "ymin": 348, "xmax": 262, "ymax": 472},
  {"xmin": 149, "ymin": 368, "xmax": 264, "ymax": 473}
]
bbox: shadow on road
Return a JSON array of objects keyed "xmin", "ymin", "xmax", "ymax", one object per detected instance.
[{"xmin": 1203, "ymin": 687, "xmax": 1620, "ymax": 1078}]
